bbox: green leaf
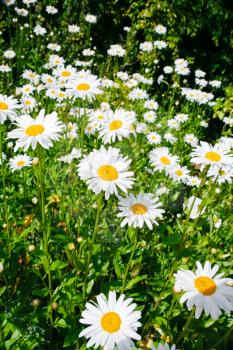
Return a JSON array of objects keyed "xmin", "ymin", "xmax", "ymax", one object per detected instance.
[
  {"xmin": 51, "ymin": 260, "xmax": 68, "ymax": 270},
  {"xmin": 54, "ymin": 319, "xmax": 67, "ymax": 328},
  {"xmin": 125, "ymin": 275, "xmax": 147, "ymax": 290},
  {"xmin": 0, "ymin": 286, "xmax": 6, "ymax": 296},
  {"xmin": 162, "ymin": 233, "xmax": 181, "ymax": 245},
  {"xmin": 32, "ymin": 288, "xmax": 49, "ymax": 297}
]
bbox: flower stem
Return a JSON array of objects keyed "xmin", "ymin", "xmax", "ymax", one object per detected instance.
[
  {"xmin": 121, "ymin": 229, "xmax": 138, "ymax": 293},
  {"xmin": 36, "ymin": 145, "xmax": 53, "ymax": 323},
  {"xmin": 0, "ymin": 125, "xmax": 10, "ymax": 257},
  {"xmin": 176, "ymin": 308, "xmax": 194, "ymax": 344},
  {"xmin": 82, "ymin": 193, "xmax": 103, "ymax": 301}
]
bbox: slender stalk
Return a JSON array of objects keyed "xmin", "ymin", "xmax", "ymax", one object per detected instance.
[
  {"xmin": 36, "ymin": 146, "xmax": 53, "ymax": 323},
  {"xmin": 176, "ymin": 309, "xmax": 195, "ymax": 344},
  {"xmin": 0, "ymin": 125, "xmax": 10, "ymax": 257},
  {"xmin": 82, "ymin": 193, "xmax": 103, "ymax": 301},
  {"xmin": 211, "ymin": 325, "xmax": 233, "ymax": 349},
  {"xmin": 121, "ymin": 229, "xmax": 138, "ymax": 293}
]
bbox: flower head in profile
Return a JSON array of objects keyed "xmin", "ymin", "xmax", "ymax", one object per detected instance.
[
  {"xmin": 190, "ymin": 141, "xmax": 233, "ymax": 168},
  {"xmin": 174, "ymin": 261, "xmax": 233, "ymax": 319},
  {"xmin": 77, "ymin": 146, "xmax": 134, "ymax": 199},
  {"xmin": 118, "ymin": 193, "xmax": 165, "ymax": 229},
  {"xmin": 8, "ymin": 109, "xmax": 65, "ymax": 151},
  {"xmin": 0, "ymin": 94, "xmax": 20, "ymax": 124},
  {"xmin": 79, "ymin": 291, "xmax": 141, "ymax": 350}
]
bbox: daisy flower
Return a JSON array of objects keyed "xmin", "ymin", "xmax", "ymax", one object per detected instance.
[
  {"xmin": 77, "ymin": 146, "xmax": 134, "ymax": 199},
  {"xmin": 190, "ymin": 141, "xmax": 233, "ymax": 168},
  {"xmin": 21, "ymin": 96, "xmax": 37, "ymax": 112},
  {"xmin": 174, "ymin": 261, "xmax": 233, "ymax": 319},
  {"xmin": 207, "ymin": 165, "xmax": 233, "ymax": 184},
  {"xmin": 183, "ymin": 196, "xmax": 205, "ymax": 219},
  {"xmin": 128, "ymin": 88, "xmax": 148, "ymax": 100},
  {"xmin": 117, "ymin": 193, "xmax": 165, "ymax": 229},
  {"xmin": 0, "ymin": 94, "xmax": 20, "ymax": 123},
  {"xmin": 9, "ymin": 154, "xmax": 32, "ymax": 172},
  {"xmin": 67, "ymin": 71, "xmax": 102, "ymax": 100},
  {"xmin": 98, "ymin": 109, "xmax": 135, "ymax": 144},
  {"xmin": 147, "ymin": 132, "xmax": 161, "ymax": 145},
  {"xmin": 149, "ymin": 147, "xmax": 179, "ymax": 173},
  {"xmin": 53, "ymin": 65, "xmax": 77, "ymax": 81},
  {"xmin": 88, "ymin": 109, "xmax": 108, "ymax": 126},
  {"xmin": 7, "ymin": 109, "xmax": 65, "ymax": 151},
  {"xmin": 79, "ymin": 290, "xmax": 141, "ymax": 350},
  {"xmin": 168, "ymin": 165, "xmax": 190, "ymax": 183}
]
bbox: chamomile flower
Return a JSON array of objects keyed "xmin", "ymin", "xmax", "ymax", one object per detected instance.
[
  {"xmin": 174, "ymin": 261, "xmax": 233, "ymax": 319},
  {"xmin": 128, "ymin": 88, "xmax": 148, "ymax": 100},
  {"xmin": 21, "ymin": 84, "xmax": 35, "ymax": 96},
  {"xmin": 88, "ymin": 109, "xmax": 108, "ymax": 126},
  {"xmin": 149, "ymin": 147, "xmax": 179, "ymax": 173},
  {"xmin": 53, "ymin": 65, "xmax": 77, "ymax": 81},
  {"xmin": 77, "ymin": 146, "xmax": 134, "ymax": 199},
  {"xmin": 99, "ymin": 109, "xmax": 135, "ymax": 144},
  {"xmin": 147, "ymin": 132, "xmax": 161, "ymax": 145},
  {"xmin": 79, "ymin": 291, "xmax": 141, "ymax": 350},
  {"xmin": 0, "ymin": 94, "xmax": 20, "ymax": 123},
  {"xmin": 9, "ymin": 154, "xmax": 32, "ymax": 172},
  {"xmin": 118, "ymin": 193, "xmax": 164, "ymax": 229},
  {"xmin": 168, "ymin": 165, "xmax": 190, "ymax": 183},
  {"xmin": 144, "ymin": 111, "xmax": 157, "ymax": 123},
  {"xmin": 154, "ymin": 24, "xmax": 167, "ymax": 34},
  {"xmin": 8, "ymin": 109, "xmax": 65, "ymax": 151},
  {"xmin": 190, "ymin": 141, "xmax": 233, "ymax": 168},
  {"xmin": 207, "ymin": 165, "xmax": 233, "ymax": 184},
  {"xmin": 67, "ymin": 71, "xmax": 102, "ymax": 100},
  {"xmin": 21, "ymin": 96, "xmax": 37, "ymax": 111}
]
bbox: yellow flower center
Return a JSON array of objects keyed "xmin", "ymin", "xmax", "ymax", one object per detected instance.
[
  {"xmin": 61, "ymin": 70, "xmax": 71, "ymax": 77},
  {"xmin": 98, "ymin": 165, "xmax": 118, "ymax": 181},
  {"xmin": 219, "ymin": 169, "xmax": 225, "ymax": 176},
  {"xmin": 16, "ymin": 160, "xmax": 26, "ymax": 167},
  {"xmin": 0, "ymin": 102, "xmax": 9, "ymax": 110},
  {"xmin": 160, "ymin": 156, "xmax": 171, "ymax": 165},
  {"xmin": 194, "ymin": 276, "xmax": 217, "ymax": 295},
  {"xmin": 25, "ymin": 100, "xmax": 31, "ymax": 106},
  {"xmin": 25, "ymin": 87, "xmax": 30, "ymax": 92},
  {"xmin": 101, "ymin": 312, "xmax": 121, "ymax": 333},
  {"xmin": 97, "ymin": 115, "xmax": 104, "ymax": 120},
  {"xmin": 47, "ymin": 78, "xmax": 53, "ymax": 83},
  {"xmin": 29, "ymin": 73, "xmax": 35, "ymax": 78},
  {"xmin": 58, "ymin": 92, "xmax": 65, "ymax": 97},
  {"xmin": 76, "ymin": 83, "xmax": 90, "ymax": 91},
  {"xmin": 131, "ymin": 203, "xmax": 148, "ymax": 215},
  {"xmin": 109, "ymin": 120, "xmax": 123, "ymax": 131},
  {"xmin": 205, "ymin": 151, "xmax": 221, "ymax": 162},
  {"xmin": 175, "ymin": 170, "xmax": 183, "ymax": 177},
  {"xmin": 25, "ymin": 124, "xmax": 45, "ymax": 136}
]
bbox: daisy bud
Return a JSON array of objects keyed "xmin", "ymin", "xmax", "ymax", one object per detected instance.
[
  {"xmin": 32, "ymin": 157, "xmax": 39, "ymax": 165},
  {"xmin": 28, "ymin": 244, "xmax": 35, "ymax": 252},
  {"xmin": 32, "ymin": 299, "xmax": 41, "ymax": 308},
  {"xmin": 32, "ymin": 197, "xmax": 38, "ymax": 204},
  {"xmin": 0, "ymin": 262, "xmax": 4, "ymax": 273}
]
